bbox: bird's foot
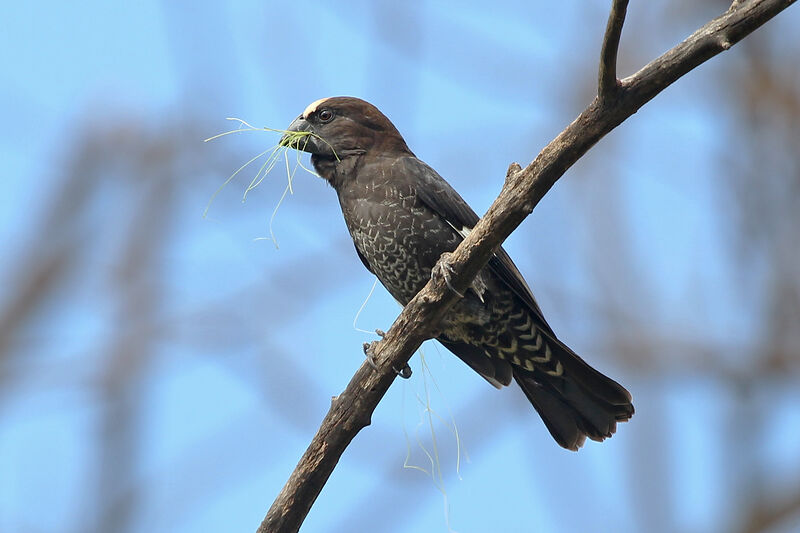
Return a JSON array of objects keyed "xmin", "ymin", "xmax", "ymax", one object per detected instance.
[
  {"xmin": 394, "ymin": 363, "xmax": 412, "ymax": 379},
  {"xmin": 432, "ymin": 252, "xmax": 464, "ymax": 298},
  {"xmin": 363, "ymin": 340, "xmax": 412, "ymax": 379},
  {"xmin": 363, "ymin": 341, "xmax": 380, "ymax": 371}
]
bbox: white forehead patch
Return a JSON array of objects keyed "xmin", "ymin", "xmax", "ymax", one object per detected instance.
[{"xmin": 302, "ymin": 97, "xmax": 331, "ymax": 119}]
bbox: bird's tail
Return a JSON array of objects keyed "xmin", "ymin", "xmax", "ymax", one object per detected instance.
[{"xmin": 513, "ymin": 340, "xmax": 634, "ymax": 451}]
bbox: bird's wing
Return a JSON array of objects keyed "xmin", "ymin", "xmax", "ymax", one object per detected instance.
[
  {"xmin": 353, "ymin": 244, "xmax": 374, "ymax": 274},
  {"xmin": 396, "ymin": 156, "xmax": 554, "ymax": 334}
]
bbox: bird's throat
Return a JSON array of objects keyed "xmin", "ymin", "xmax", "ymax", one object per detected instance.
[{"xmin": 310, "ymin": 154, "xmax": 337, "ymax": 183}]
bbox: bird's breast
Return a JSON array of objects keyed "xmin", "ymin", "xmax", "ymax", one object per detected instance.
[{"xmin": 340, "ymin": 191, "xmax": 461, "ymax": 305}]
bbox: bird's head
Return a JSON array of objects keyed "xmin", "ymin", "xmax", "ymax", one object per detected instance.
[{"xmin": 280, "ymin": 97, "xmax": 411, "ymax": 179}]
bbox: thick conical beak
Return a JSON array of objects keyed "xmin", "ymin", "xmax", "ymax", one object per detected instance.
[
  {"xmin": 280, "ymin": 116, "xmax": 310, "ymax": 145},
  {"xmin": 279, "ymin": 116, "xmax": 331, "ymax": 156}
]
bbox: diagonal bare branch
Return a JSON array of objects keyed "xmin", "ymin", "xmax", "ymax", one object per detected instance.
[{"xmin": 257, "ymin": 1, "xmax": 797, "ymax": 532}]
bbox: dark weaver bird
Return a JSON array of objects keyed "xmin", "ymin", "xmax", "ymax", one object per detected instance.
[{"xmin": 281, "ymin": 96, "xmax": 633, "ymax": 450}]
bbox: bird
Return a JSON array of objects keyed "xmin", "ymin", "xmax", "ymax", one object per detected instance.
[{"xmin": 280, "ymin": 96, "xmax": 633, "ymax": 450}]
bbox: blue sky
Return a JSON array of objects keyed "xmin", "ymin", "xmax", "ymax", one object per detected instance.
[{"xmin": 2, "ymin": 2, "xmax": 799, "ymax": 533}]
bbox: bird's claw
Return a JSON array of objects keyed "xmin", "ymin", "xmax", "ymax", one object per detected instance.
[
  {"xmin": 394, "ymin": 363, "xmax": 412, "ymax": 379},
  {"xmin": 363, "ymin": 341, "xmax": 380, "ymax": 371},
  {"xmin": 432, "ymin": 252, "xmax": 464, "ymax": 298},
  {"xmin": 363, "ymin": 340, "xmax": 411, "ymax": 378}
]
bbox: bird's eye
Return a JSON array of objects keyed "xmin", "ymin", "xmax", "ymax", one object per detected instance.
[{"xmin": 317, "ymin": 109, "xmax": 334, "ymax": 123}]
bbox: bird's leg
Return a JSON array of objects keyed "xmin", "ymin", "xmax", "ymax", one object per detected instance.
[
  {"xmin": 432, "ymin": 252, "xmax": 464, "ymax": 298},
  {"xmin": 363, "ymin": 336, "xmax": 412, "ymax": 379}
]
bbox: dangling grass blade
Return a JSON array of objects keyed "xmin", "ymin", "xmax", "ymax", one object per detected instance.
[{"xmin": 204, "ymin": 118, "xmax": 331, "ymax": 245}]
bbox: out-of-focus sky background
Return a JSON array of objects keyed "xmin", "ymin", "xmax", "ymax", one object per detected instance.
[{"xmin": 2, "ymin": 1, "xmax": 799, "ymax": 532}]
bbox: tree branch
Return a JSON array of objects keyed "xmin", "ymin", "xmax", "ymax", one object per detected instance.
[
  {"xmin": 599, "ymin": 0, "xmax": 629, "ymax": 99},
  {"xmin": 743, "ymin": 486, "xmax": 800, "ymax": 533},
  {"xmin": 257, "ymin": 1, "xmax": 796, "ymax": 531}
]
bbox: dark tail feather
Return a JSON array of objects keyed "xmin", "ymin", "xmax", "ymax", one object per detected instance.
[{"xmin": 514, "ymin": 343, "xmax": 634, "ymax": 451}]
